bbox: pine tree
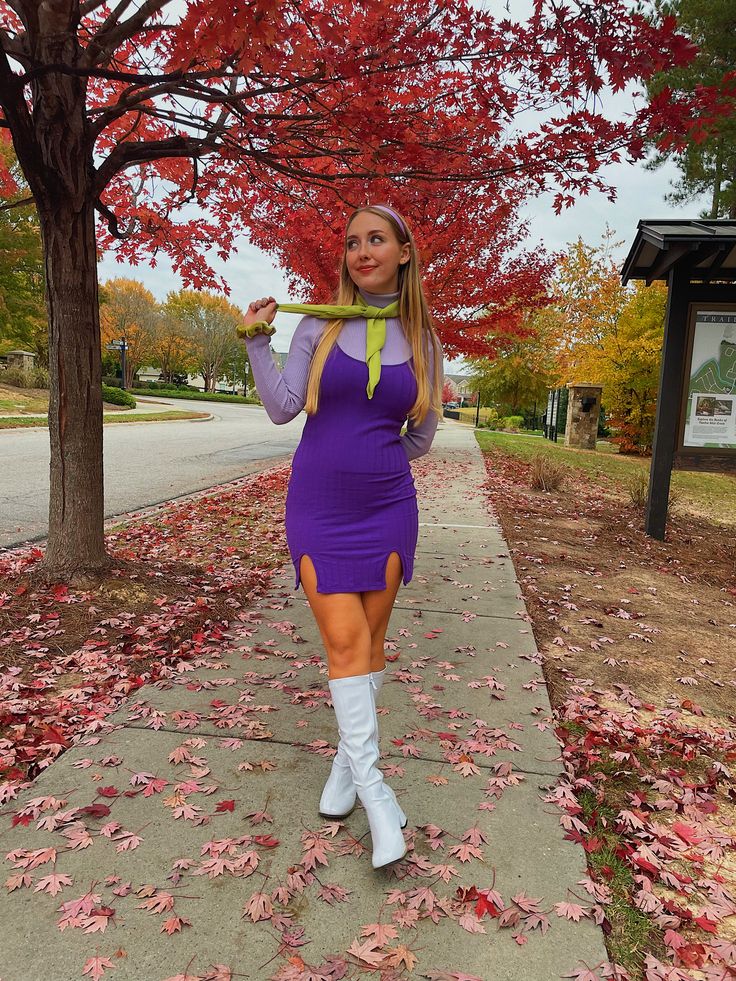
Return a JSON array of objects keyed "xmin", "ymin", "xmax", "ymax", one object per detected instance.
[{"xmin": 642, "ymin": 0, "xmax": 736, "ymax": 218}]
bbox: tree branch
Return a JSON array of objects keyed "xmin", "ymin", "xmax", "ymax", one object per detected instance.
[
  {"xmin": 83, "ymin": 0, "xmax": 173, "ymax": 68},
  {"xmin": 0, "ymin": 25, "xmax": 31, "ymax": 65},
  {"xmin": 17, "ymin": 59, "xmax": 190, "ymax": 87},
  {"xmin": 93, "ymin": 134, "xmax": 218, "ymax": 194},
  {"xmin": 0, "ymin": 41, "xmax": 36, "ymax": 157},
  {"xmin": 88, "ymin": 67, "xmax": 327, "ymax": 138},
  {"xmin": 94, "ymin": 196, "xmax": 136, "ymax": 239},
  {"xmin": 88, "ymin": 0, "xmax": 137, "ymax": 46},
  {"xmin": 0, "ymin": 194, "xmax": 35, "ymax": 211},
  {"xmin": 79, "ymin": 0, "xmax": 112, "ymax": 15}
]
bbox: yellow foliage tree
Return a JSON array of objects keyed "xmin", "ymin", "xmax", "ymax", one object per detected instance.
[
  {"xmin": 100, "ymin": 278, "xmax": 158, "ymax": 388},
  {"xmin": 165, "ymin": 290, "xmax": 243, "ymax": 392},
  {"xmin": 551, "ymin": 231, "xmax": 630, "ymax": 386},
  {"xmin": 580, "ymin": 281, "xmax": 667, "ymax": 454},
  {"xmin": 467, "ymin": 304, "xmax": 559, "ymax": 420},
  {"xmin": 550, "ymin": 231, "xmax": 667, "ymax": 453},
  {"xmin": 149, "ymin": 311, "xmax": 197, "ymax": 385}
]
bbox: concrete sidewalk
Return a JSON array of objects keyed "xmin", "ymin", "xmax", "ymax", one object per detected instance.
[{"xmin": 0, "ymin": 422, "xmax": 608, "ymax": 981}]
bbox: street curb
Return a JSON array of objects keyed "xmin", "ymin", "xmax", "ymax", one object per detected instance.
[{"xmin": 0, "ymin": 411, "xmax": 216, "ymax": 430}]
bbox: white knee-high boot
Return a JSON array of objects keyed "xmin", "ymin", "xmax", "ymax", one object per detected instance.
[
  {"xmin": 319, "ymin": 735, "xmax": 355, "ymax": 819},
  {"xmin": 319, "ymin": 670, "xmax": 406, "ymax": 828},
  {"xmin": 327, "ymin": 674, "xmax": 407, "ymax": 869}
]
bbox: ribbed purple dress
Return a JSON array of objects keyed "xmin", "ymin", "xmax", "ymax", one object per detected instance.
[{"xmin": 244, "ymin": 288, "xmax": 442, "ymax": 594}]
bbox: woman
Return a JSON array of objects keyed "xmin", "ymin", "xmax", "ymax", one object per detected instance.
[{"xmin": 240, "ymin": 204, "xmax": 443, "ymax": 868}]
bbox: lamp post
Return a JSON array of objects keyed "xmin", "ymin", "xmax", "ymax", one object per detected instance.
[{"xmin": 475, "ymin": 391, "xmax": 481, "ymax": 428}]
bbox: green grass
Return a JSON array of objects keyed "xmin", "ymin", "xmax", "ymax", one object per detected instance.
[
  {"xmin": 573, "ymin": 781, "xmax": 669, "ymax": 975},
  {"xmin": 475, "ymin": 429, "xmax": 736, "ymax": 525},
  {"xmin": 562, "ymin": 762, "xmax": 667, "ymax": 974},
  {"xmin": 0, "ymin": 410, "xmax": 208, "ymax": 429},
  {"xmin": 102, "ymin": 411, "xmax": 209, "ymax": 424},
  {"xmin": 0, "ymin": 388, "xmax": 49, "ymax": 414},
  {"xmin": 452, "ymin": 406, "xmax": 499, "ymax": 425}
]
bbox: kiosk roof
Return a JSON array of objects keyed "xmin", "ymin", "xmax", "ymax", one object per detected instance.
[{"xmin": 621, "ymin": 219, "xmax": 736, "ymax": 286}]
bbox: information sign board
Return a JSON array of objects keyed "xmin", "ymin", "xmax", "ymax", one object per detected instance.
[{"xmin": 681, "ymin": 310, "xmax": 736, "ymax": 450}]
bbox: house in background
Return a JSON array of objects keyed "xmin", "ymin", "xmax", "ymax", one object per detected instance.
[
  {"xmin": 444, "ymin": 373, "xmax": 474, "ymax": 402},
  {"xmin": 136, "ymin": 365, "xmax": 161, "ymax": 384}
]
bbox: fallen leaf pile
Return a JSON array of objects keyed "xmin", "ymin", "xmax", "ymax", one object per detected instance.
[{"xmin": 0, "ymin": 467, "xmax": 290, "ymax": 802}]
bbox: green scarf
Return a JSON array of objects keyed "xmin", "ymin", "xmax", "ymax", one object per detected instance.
[{"xmin": 237, "ymin": 294, "xmax": 400, "ymax": 399}]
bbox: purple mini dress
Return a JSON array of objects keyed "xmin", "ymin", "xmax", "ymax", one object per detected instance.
[{"xmin": 244, "ymin": 288, "xmax": 442, "ymax": 594}]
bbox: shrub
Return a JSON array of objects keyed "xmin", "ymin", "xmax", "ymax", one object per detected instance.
[
  {"xmin": 102, "ymin": 375, "xmax": 124, "ymax": 388},
  {"xmin": 134, "ymin": 380, "xmax": 200, "ymax": 391},
  {"xmin": 1, "ymin": 366, "xmax": 49, "ymax": 389},
  {"xmin": 31, "ymin": 367, "xmax": 49, "ymax": 388},
  {"xmin": 482, "ymin": 408, "xmax": 500, "ymax": 429},
  {"xmin": 529, "ymin": 453, "xmax": 568, "ymax": 492},
  {"xmin": 626, "ymin": 470, "xmax": 680, "ymax": 511},
  {"xmin": 129, "ymin": 388, "xmax": 257, "ymax": 405},
  {"xmin": 102, "ymin": 384, "xmax": 136, "ymax": 408},
  {"xmin": 608, "ymin": 413, "xmax": 654, "ymax": 456},
  {"xmin": 626, "ymin": 470, "xmax": 648, "ymax": 508},
  {"xmin": 501, "ymin": 414, "xmax": 525, "ymax": 432}
]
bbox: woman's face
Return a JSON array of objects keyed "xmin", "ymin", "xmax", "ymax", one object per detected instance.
[{"xmin": 345, "ymin": 211, "xmax": 411, "ymax": 294}]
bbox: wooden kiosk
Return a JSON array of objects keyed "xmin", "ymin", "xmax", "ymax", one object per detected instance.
[{"xmin": 621, "ymin": 220, "xmax": 736, "ymax": 539}]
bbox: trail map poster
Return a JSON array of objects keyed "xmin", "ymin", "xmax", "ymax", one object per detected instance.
[{"xmin": 683, "ymin": 310, "xmax": 736, "ymax": 450}]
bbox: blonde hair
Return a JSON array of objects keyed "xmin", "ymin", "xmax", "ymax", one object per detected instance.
[{"xmin": 303, "ymin": 204, "xmax": 443, "ymax": 426}]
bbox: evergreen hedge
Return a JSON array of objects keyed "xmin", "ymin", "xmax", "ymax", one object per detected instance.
[{"xmin": 102, "ymin": 384, "xmax": 136, "ymax": 408}]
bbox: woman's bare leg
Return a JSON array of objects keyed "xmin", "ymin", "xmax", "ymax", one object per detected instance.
[
  {"xmin": 299, "ymin": 554, "xmax": 371, "ymax": 678},
  {"xmin": 360, "ymin": 551, "xmax": 403, "ymax": 674}
]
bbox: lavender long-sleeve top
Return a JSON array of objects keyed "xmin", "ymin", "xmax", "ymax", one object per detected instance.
[{"xmin": 243, "ymin": 289, "xmax": 443, "ymax": 461}]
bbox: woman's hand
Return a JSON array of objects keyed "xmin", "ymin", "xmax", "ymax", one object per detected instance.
[
  {"xmin": 246, "ymin": 296, "xmax": 277, "ymax": 326},
  {"xmin": 237, "ymin": 296, "xmax": 278, "ymax": 339}
]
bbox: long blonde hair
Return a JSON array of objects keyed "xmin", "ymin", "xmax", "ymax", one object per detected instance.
[{"xmin": 303, "ymin": 204, "xmax": 443, "ymax": 426}]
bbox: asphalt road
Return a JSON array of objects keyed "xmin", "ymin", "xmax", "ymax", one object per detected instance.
[{"xmin": 0, "ymin": 397, "xmax": 303, "ymax": 548}]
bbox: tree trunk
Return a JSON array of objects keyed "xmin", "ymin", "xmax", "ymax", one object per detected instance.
[
  {"xmin": 40, "ymin": 199, "xmax": 110, "ymax": 578},
  {"xmin": 710, "ymin": 138, "xmax": 723, "ymax": 219},
  {"xmin": 2, "ymin": 4, "xmax": 111, "ymax": 579},
  {"xmin": 124, "ymin": 358, "xmax": 135, "ymax": 390}
]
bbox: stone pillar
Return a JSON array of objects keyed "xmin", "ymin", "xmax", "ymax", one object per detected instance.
[{"xmin": 564, "ymin": 383, "xmax": 602, "ymax": 450}]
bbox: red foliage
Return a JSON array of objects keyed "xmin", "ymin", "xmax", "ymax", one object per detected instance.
[{"xmin": 2, "ymin": 0, "xmax": 729, "ymax": 340}]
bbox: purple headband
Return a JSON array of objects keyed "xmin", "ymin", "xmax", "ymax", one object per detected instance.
[{"xmin": 370, "ymin": 204, "xmax": 407, "ymax": 236}]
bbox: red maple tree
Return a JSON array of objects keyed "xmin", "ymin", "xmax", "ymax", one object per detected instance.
[
  {"xmin": 442, "ymin": 380, "xmax": 457, "ymax": 405},
  {"xmin": 0, "ymin": 0, "xmax": 725, "ymax": 575}
]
